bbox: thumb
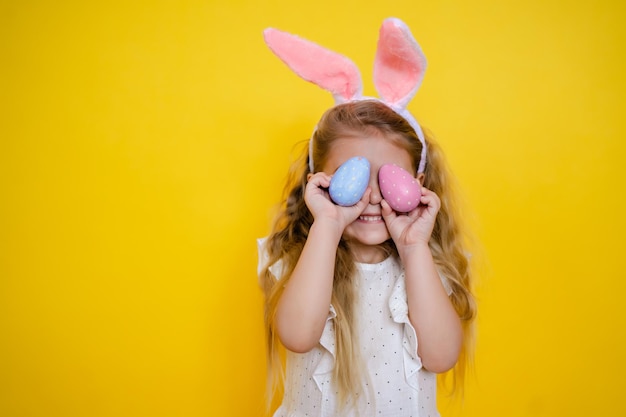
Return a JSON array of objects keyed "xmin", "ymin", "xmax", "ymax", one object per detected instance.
[
  {"xmin": 381, "ymin": 199, "xmax": 396, "ymax": 223},
  {"xmin": 350, "ymin": 187, "xmax": 372, "ymax": 215}
]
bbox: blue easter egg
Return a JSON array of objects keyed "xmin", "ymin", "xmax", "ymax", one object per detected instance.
[{"xmin": 329, "ymin": 156, "xmax": 370, "ymax": 206}]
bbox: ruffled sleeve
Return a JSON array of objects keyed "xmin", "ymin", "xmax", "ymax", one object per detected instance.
[
  {"xmin": 312, "ymin": 304, "xmax": 337, "ymax": 392},
  {"xmin": 388, "ymin": 271, "xmax": 422, "ymax": 389},
  {"xmin": 387, "ymin": 267, "xmax": 454, "ymax": 389},
  {"xmin": 257, "ymin": 237, "xmax": 285, "ymax": 279},
  {"xmin": 257, "ymin": 237, "xmax": 337, "ymax": 393}
]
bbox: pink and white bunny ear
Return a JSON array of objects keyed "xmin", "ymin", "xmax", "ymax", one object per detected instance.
[
  {"xmin": 263, "ymin": 28, "xmax": 363, "ymax": 104},
  {"xmin": 373, "ymin": 18, "xmax": 427, "ymax": 110}
]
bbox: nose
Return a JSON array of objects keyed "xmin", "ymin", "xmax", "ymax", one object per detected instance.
[{"xmin": 368, "ymin": 171, "xmax": 383, "ymax": 205}]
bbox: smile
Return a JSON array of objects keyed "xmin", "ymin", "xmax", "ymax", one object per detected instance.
[{"xmin": 359, "ymin": 215, "xmax": 383, "ymax": 222}]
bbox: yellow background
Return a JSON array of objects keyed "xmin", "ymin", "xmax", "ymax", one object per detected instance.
[{"xmin": 1, "ymin": 1, "xmax": 625, "ymax": 416}]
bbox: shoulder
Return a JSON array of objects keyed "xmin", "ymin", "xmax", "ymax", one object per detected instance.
[
  {"xmin": 256, "ymin": 237, "xmax": 268, "ymax": 276},
  {"xmin": 257, "ymin": 237, "xmax": 286, "ymax": 279},
  {"xmin": 395, "ymin": 256, "xmax": 454, "ymax": 296}
]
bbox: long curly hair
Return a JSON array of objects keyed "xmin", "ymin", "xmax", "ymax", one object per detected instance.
[{"xmin": 259, "ymin": 100, "xmax": 477, "ymax": 411}]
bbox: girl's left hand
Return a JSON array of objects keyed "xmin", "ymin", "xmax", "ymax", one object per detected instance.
[{"xmin": 381, "ymin": 186, "xmax": 441, "ymax": 249}]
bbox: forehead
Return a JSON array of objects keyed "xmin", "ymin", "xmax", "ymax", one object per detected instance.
[{"xmin": 323, "ymin": 134, "xmax": 414, "ymax": 174}]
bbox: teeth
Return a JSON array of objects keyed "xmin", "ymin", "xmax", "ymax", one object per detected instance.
[{"xmin": 360, "ymin": 215, "xmax": 382, "ymax": 222}]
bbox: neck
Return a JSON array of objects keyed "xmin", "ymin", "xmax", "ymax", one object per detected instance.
[{"xmin": 349, "ymin": 243, "xmax": 389, "ymax": 264}]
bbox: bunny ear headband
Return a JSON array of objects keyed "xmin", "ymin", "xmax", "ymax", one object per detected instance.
[{"xmin": 263, "ymin": 17, "xmax": 428, "ymax": 174}]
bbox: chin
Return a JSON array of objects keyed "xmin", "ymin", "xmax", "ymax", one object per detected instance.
[{"xmin": 343, "ymin": 226, "xmax": 391, "ymax": 248}]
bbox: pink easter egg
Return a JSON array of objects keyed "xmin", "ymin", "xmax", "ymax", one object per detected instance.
[{"xmin": 378, "ymin": 164, "xmax": 422, "ymax": 213}]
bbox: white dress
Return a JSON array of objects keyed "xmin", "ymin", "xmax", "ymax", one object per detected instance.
[{"xmin": 257, "ymin": 239, "xmax": 452, "ymax": 417}]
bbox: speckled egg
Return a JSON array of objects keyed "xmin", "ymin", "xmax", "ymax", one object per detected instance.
[
  {"xmin": 329, "ymin": 156, "xmax": 370, "ymax": 206},
  {"xmin": 378, "ymin": 163, "xmax": 422, "ymax": 212}
]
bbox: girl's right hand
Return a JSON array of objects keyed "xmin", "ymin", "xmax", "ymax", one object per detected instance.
[{"xmin": 305, "ymin": 172, "xmax": 371, "ymax": 233}]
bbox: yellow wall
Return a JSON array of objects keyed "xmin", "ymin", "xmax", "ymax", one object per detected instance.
[{"xmin": 1, "ymin": 1, "xmax": 625, "ymax": 416}]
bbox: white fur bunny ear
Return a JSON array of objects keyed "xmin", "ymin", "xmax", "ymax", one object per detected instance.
[
  {"xmin": 263, "ymin": 28, "xmax": 363, "ymax": 104},
  {"xmin": 373, "ymin": 18, "xmax": 427, "ymax": 110}
]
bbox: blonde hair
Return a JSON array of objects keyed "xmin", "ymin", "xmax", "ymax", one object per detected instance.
[{"xmin": 260, "ymin": 100, "xmax": 476, "ymax": 411}]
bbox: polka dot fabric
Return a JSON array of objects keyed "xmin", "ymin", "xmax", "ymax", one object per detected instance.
[{"xmin": 267, "ymin": 254, "xmax": 452, "ymax": 417}]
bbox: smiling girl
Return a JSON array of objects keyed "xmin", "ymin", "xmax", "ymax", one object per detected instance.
[{"xmin": 258, "ymin": 18, "xmax": 476, "ymax": 417}]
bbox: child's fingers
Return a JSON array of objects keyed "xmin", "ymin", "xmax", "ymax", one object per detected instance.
[
  {"xmin": 350, "ymin": 187, "xmax": 372, "ymax": 213},
  {"xmin": 307, "ymin": 172, "xmax": 331, "ymax": 188},
  {"xmin": 381, "ymin": 199, "xmax": 396, "ymax": 221},
  {"xmin": 360, "ymin": 186, "xmax": 372, "ymax": 203},
  {"xmin": 407, "ymin": 206, "xmax": 420, "ymax": 220},
  {"xmin": 419, "ymin": 187, "xmax": 441, "ymax": 211}
]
